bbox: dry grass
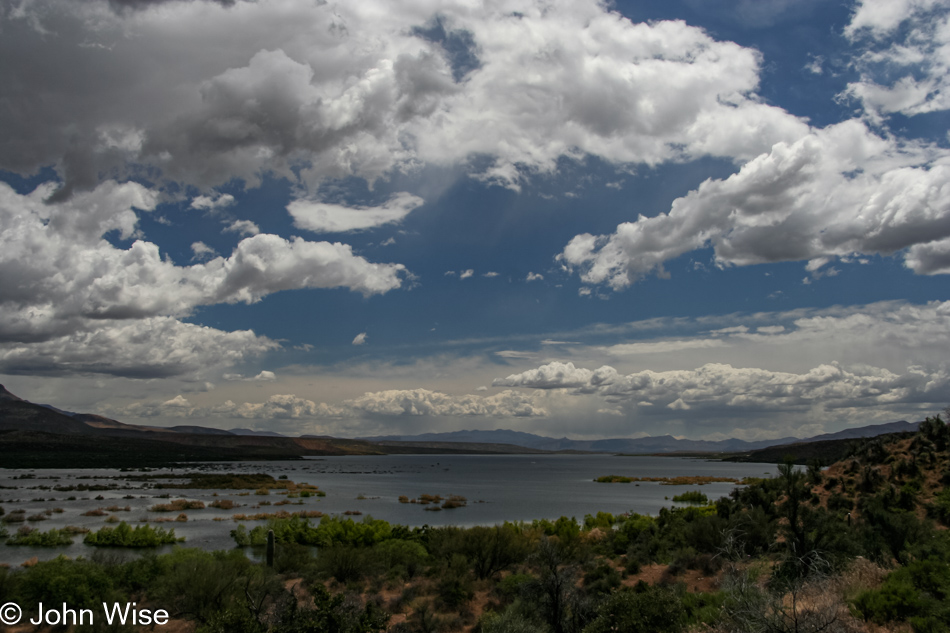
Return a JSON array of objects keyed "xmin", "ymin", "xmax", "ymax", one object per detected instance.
[
  {"xmin": 230, "ymin": 510, "xmax": 324, "ymax": 521},
  {"xmin": 149, "ymin": 499, "xmax": 205, "ymax": 512}
]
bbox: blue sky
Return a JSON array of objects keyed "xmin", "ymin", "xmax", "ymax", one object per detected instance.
[{"xmin": 2, "ymin": 0, "xmax": 950, "ymax": 441}]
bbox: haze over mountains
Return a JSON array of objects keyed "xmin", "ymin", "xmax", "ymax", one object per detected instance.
[
  {"xmin": 0, "ymin": 383, "xmax": 921, "ymax": 462},
  {"xmin": 360, "ymin": 423, "xmax": 922, "ymax": 453}
]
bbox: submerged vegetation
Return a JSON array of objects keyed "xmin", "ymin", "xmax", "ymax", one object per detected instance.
[
  {"xmin": 82, "ymin": 522, "xmax": 182, "ymax": 547},
  {"xmin": 5, "ymin": 526, "xmax": 74, "ymax": 547},
  {"xmin": 132, "ymin": 472, "xmax": 325, "ymax": 496},
  {"xmin": 594, "ymin": 475, "xmax": 743, "ymax": 485},
  {"xmin": 0, "ymin": 417, "xmax": 948, "ymax": 633}
]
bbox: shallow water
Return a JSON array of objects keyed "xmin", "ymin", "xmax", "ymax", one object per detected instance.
[{"xmin": 0, "ymin": 454, "xmax": 781, "ymax": 565}]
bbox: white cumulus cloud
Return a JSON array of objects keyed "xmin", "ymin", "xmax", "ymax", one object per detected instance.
[
  {"xmin": 0, "ymin": 179, "xmax": 406, "ymax": 376},
  {"xmin": 0, "ymin": 0, "xmax": 807, "ymax": 195},
  {"xmin": 494, "ymin": 360, "xmax": 950, "ymax": 412},
  {"xmin": 560, "ymin": 121, "xmax": 950, "ymax": 288},
  {"xmin": 288, "ymin": 192, "xmax": 425, "ymax": 233},
  {"xmin": 345, "ymin": 388, "xmax": 547, "ymax": 417}
]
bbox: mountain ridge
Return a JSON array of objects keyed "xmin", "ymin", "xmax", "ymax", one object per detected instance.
[
  {"xmin": 359, "ymin": 421, "xmax": 921, "ymax": 453},
  {"xmin": 0, "ymin": 384, "xmax": 923, "ymax": 461}
]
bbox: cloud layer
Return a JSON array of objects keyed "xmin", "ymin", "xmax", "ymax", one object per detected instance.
[
  {"xmin": 112, "ymin": 388, "xmax": 547, "ymax": 423},
  {"xmin": 493, "ymin": 360, "xmax": 950, "ymax": 414},
  {"xmin": 560, "ymin": 121, "xmax": 950, "ymax": 288},
  {"xmin": 1, "ymin": 0, "xmax": 806, "ymax": 196},
  {"xmin": 0, "ymin": 179, "xmax": 405, "ymax": 375},
  {"xmin": 844, "ymin": 0, "xmax": 950, "ymax": 117}
]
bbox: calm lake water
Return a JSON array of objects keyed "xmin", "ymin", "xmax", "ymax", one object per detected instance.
[{"xmin": 0, "ymin": 454, "xmax": 782, "ymax": 565}]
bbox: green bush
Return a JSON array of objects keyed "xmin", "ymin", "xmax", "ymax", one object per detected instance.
[
  {"xmin": 583, "ymin": 585, "xmax": 685, "ymax": 633},
  {"xmin": 233, "ymin": 515, "xmax": 398, "ymax": 548},
  {"xmin": 852, "ymin": 558, "xmax": 950, "ymax": 631},
  {"xmin": 152, "ymin": 548, "xmax": 278, "ymax": 624},
  {"xmin": 273, "ymin": 542, "xmax": 315, "ymax": 574},
  {"xmin": 269, "ymin": 585, "xmax": 388, "ymax": 633},
  {"xmin": 314, "ymin": 545, "xmax": 372, "ymax": 584},
  {"xmin": 435, "ymin": 553, "xmax": 474, "ymax": 609},
  {"xmin": 495, "ymin": 573, "xmax": 534, "ymax": 602},
  {"xmin": 372, "ymin": 539, "xmax": 428, "ymax": 579},
  {"xmin": 480, "ymin": 602, "xmax": 546, "ymax": 633},
  {"xmin": 84, "ymin": 522, "xmax": 181, "ymax": 547},
  {"xmin": 928, "ymin": 489, "xmax": 950, "ymax": 526},
  {"xmin": 583, "ymin": 560, "xmax": 621, "ymax": 596},
  {"xmin": 583, "ymin": 511, "xmax": 616, "ymax": 530},
  {"xmin": 671, "ymin": 491, "xmax": 709, "ymax": 505},
  {"xmin": 459, "ymin": 525, "xmax": 530, "ymax": 579},
  {"xmin": 827, "ymin": 492, "xmax": 853, "ymax": 513},
  {"xmin": 17, "ymin": 556, "xmax": 121, "ymax": 613}
]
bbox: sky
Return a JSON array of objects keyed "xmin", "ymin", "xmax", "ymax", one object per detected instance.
[{"xmin": 1, "ymin": 0, "xmax": 950, "ymax": 442}]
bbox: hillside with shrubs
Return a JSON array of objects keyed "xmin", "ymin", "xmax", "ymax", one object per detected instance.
[{"xmin": 0, "ymin": 416, "xmax": 948, "ymax": 633}]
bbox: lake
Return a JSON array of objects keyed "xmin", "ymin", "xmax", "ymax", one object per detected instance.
[{"xmin": 0, "ymin": 454, "xmax": 782, "ymax": 565}]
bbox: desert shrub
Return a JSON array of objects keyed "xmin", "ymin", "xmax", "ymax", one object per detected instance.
[
  {"xmin": 584, "ymin": 584, "xmax": 684, "ymax": 633},
  {"xmin": 84, "ymin": 522, "xmax": 181, "ymax": 547},
  {"xmin": 315, "ymin": 545, "xmax": 372, "ymax": 584},
  {"xmin": 583, "ymin": 560, "xmax": 621, "ymax": 596},
  {"xmin": 533, "ymin": 515, "xmax": 582, "ymax": 546},
  {"xmin": 695, "ymin": 552, "xmax": 723, "ymax": 576},
  {"xmin": 458, "ymin": 525, "xmax": 530, "ymax": 580},
  {"xmin": 827, "ymin": 492, "xmax": 853, "ymax": 513},
  {"xmin": 852, "ymin": 558, "xmax": 950, "ymax": 630},
  {"xmin": 17, "ymin": 556, "xmax": 121, "ymax": 612},
  {"xmin": 273, "ymin": 542, "xmax": 315, "ymax": 574},
  {"xmin": 494, "ymin": 573, "xmax": 534, "ymax": 603},
  {"xmin": 263, "ymin": 585, "xmax": 389, "ymax": 633},
  {"xmin": 435, "ymin": 553, "xmax": 474, "ymax": 609},
  {"xmin": 928, "ymin": 489, "xmax": 950, "ymax": 526},
  {"xmin": 521, "ymin": 537, "xmax": 586, "ymax": 633},
  {"xmin": 624, "ymin": 550, "xmax": 642, "ymax": 574},
  {"xmin": 480, "ymin": 602, "xmax": 546, "ymax": 633},
  {"xmin": 0, "ymin": 565, "xmax": 13, "ymax": 603},
  {"xmin": 722, "ymin": 562, "xmax": 846, "ymax": 633},
  {"xmin": 583, "ymin": 511, "xmax": 615, "ymax": 531},
  {"xmin": 372, "ymin": 539, "xmax": 428, "ymax": 578},
  {"xmin": 858, "ymin": 494, "xmax": 932, "ymax": 563},
  {"xmin": 152, "ymin": 548, "xmax": 277, "ymax": 624},
  {"xmin": 918, "ymin": 415, "xmax": 950, "ymax": 451},
  {"xmin": 610, "ymin": 513, "xmax": 656, "ymax": 555},
  {"xmin": 679, "ymin": 590, "xmax": 727, "ymax": 628}
]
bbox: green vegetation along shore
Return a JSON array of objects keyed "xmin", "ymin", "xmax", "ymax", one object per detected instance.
[{"xmin": 0, "ymin": 416, "xmax": 948, "ymax": 633}]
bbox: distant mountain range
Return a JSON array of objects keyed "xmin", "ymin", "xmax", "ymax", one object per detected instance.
[
  {"xmin": 360, "ymin": 421, "xmax": 922, "ymax": 454},
  {"xmin": 0, "ymin": 383, "xmax": 922, "ymax": 467}
]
